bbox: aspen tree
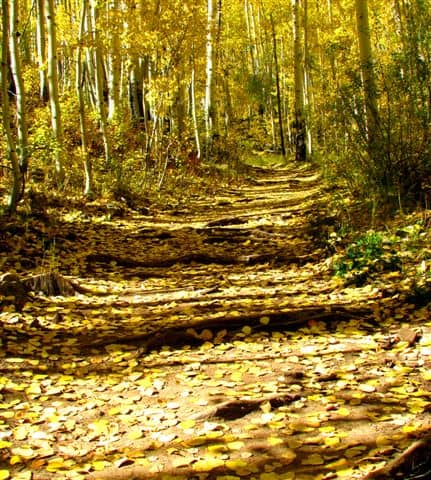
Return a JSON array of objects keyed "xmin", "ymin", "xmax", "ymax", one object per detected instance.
[
  {"xmin": 292, "ymin": 0, "xmax": 306, "ymax": 161},
  {"xmin": 36, "ymin": 0, "xmax": 48, "ymax": 102},
  {"xmin": 76, "ymin": 0, "xmax": 93, "ymax": 196},
  {"xmin": 45, "ymin": 0, "xmax": 65, "ymax": 184},
  {"xmin": 190, "ymin": 51, "xmax": 201, "ymax": 159},
  {"xmin": 9, "ymin": 0, "xmax": 29, "ymax": 178},
  {"xmin": 1, "ymin": 0, "xmax": 22, "ymax": 213},
  {"xmin": 270, "ymin": 13, "xmax": 286, "ymax": 157},
  {"xmin": 204, "ymin": 0, "xmax": 215, "ymax": 158},
  {"xmin": 355, "ymin": 0, "xmax": 380, "ymax": 159},
  {"xmin": 107, "ymin": 0, "xmax": 121, "ymax": 121},
  {"xmin": 89, "ymin": 0, "xmax": 111, "ymax": 165}
]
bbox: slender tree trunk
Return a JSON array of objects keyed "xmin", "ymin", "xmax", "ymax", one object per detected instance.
[
  {"xmin": 9, "ymin": 0, "xmax": 29, "ymax": 178},
  {"xmin": 244, "ymin": 0, "xmax": 258, "ymax": 74},
  {"xmin": 190, "ymin": 54, "xmax": 201, "ymax": 159},
  {"xmin": 76, "ymin": 0, "xmax": 93, "ymax": 196},
  {"xmin": 204, "ymin": 0, "xmax": 215, "ymax": 159},
  {"xmin": 90, "ymin": 0, "xmax": 111, "ymax": 165},
  {"xmin": 292, "ymin": 0, "xmax": 306, "ymax": 161},
  {"xmin": 1, "ymin": 0, "xmax": 22, "ymax": 213},
  {"xmin": 45, "ymin": 0, "xmax": 65, "ymax": 184},
  {"xmin": 36, "ymin": 0, "xmax": 48, "ymax": 102},
  {"xmin": 303, "ymin": 0, "xmax": 312, "ymax": 157},
  {"xmin": 355, "ymin": 0, "xmax": 380, "ymax": 158},
  {"xmin": 270, "ymin": 14, "xmax": 286, "ymax": 157},
  {"xmin": 107, "ymin": 0, "xmax": 121, "ymax": 121}
]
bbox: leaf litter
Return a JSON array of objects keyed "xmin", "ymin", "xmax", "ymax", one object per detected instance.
[{"xmin": 0, "ymin": 164, "xmax": 431, "ymax": 479}]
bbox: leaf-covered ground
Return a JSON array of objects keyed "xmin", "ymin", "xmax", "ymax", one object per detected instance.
[{"xmin": 1, "ymin": 163, "xmax": 431, "ymax": 480}]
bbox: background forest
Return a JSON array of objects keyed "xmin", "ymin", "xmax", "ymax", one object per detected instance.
[{"xmin": 1, "ymin": 0, "xmax": 431, "ymax": 215}]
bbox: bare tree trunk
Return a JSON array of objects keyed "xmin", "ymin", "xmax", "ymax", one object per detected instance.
[
  {"xmin": 292, "ymin": 0, "xmax": 306, "ymax": 161},
  {"xmin": 9, "ymin": 0, "xmax": 29, "ymax": 178},
  {"xmin": 270, "ymin": 13, "xmax": 286, "ymax": 157},
  {"xmin": 76, "ymin": 0, "xmax": 93, "ymax": 196},
  {"xmin": 355, "ymin": 0, "xmax": 380, "ymax": 158},
  {"xmin": 107, "ymin": 0, "xmax": 121, "ymax": 121},
  {"xmin": 90, "ymin": 0, "xmax": 111, "ymax": 165},
  {"xmin": 190, "ymin": 53, "xmax": 201, "ymax": 159},
  {"xmin": 204, "ymin": 0, "xmax": 215, "ymax": 159},
  {"xmin": 45, "ymin": 0, "xmax": 65, "ymax": 184},
  {"xmin": 1, "ymin": 0, "xmax": 23, "ymax": 214},
  {"xmin": 36, "ymin": 0, "xmax": 48, "ymax": 102}
]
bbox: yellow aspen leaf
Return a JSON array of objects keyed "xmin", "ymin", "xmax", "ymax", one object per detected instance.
[
  {"xmin": 242, "ymin": 326, "xmax": 252, "ymax": 335},
  {"xmin": 193, "ymin": 458, "xmax": 224, "ymax": 471},
  {"xmin": 327, "ymin": 458, "xmax": 348, "ymax": 469},
  {"xmin": 108, "ymin": 406, "xmax": 122, "ymax": 416},
  {"xmin": 324, "ymin": 436, "xmax": 340, "ymax": 447},
  {"xmin": 402, "ymin": 424, "xmax": 420, "ymax": 434},
  {"xmin": 320, "ymin": 426, "xmax": 335, "ymax": 433},
  {"xmin": 302, "ymin": 454, "xmax": 324, "ymax": 465},
  {"xmin": 227, "ymin": 441, "xmax": 244, "ymax": 450},
  {"xmin": 0, "ymin": 471, "xmax": 9, "ymax": 480},
  {"xmin": 180, "ymin": 419, "xmax": 196, "ymax": 429},
  {"xmin": 225, "ymin": 459, "xmax": 248, "ymax": 470},
  {"xmin": 46, "ymin": 458, "xmax": 67, "ymax": 472},
  {"xmin": 260, "ymin": 316, "xmax": 270, "ymax": 325},
  {"xmin": 208, "ymin": 444, "xmax": 229, "ymax": 453},
  {"xmin": 0, "ymin": 441, "xmax": 11, "ymax": 449},
  {"xmin": 337, "ymin": 407, "xmax": 350, "ymax": 417},
  {"xmin": 9, "ymin": 455, "xmax": 21, "ymax": 465},
  {"xmin": 336, "ymin": 468, "xmax": 355, "ymax": 477},
  {"xmin": 268, "ymin": 436, "xmax": 283, "ymax": 446},
  {"xmin": 127, "ymin": 429, "xmax": 144, "ymax": 441},
  {"xmin": 89, "ymin": 419, "xmax": 109, "ymax": 435},
  {"xmin": 92, "ymin": 460, "xmax": 110, "ymax": 471}
]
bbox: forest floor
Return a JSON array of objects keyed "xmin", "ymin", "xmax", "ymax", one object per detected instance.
[{"xmin": 1, "ymin": 161, "xmax": 431, "ymax": 480}]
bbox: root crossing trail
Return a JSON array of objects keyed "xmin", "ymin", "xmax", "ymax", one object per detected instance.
[{"xmin": 1, "ymin": 163, "xmax": 431, "ymax": 480}]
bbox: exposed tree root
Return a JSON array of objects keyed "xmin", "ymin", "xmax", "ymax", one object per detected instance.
[
  {"xmin": 86, "ymin": 250, "xmax": 316, "ymax": 269},
  {"xmin": 193, "ymin": 393, "xmax": 301, "ymax": 421},
  {"xmin": 362, "ymin": 436, "xmax": 431, "ymax": 479},
  {"xmin": 84, "ymin": 303, "xmax": 373, "ymax": 349}
]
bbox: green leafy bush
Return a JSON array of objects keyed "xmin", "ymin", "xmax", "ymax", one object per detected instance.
[{"xmin": 333, "ymin": 231, "xmax": 401, "ymax": 285}]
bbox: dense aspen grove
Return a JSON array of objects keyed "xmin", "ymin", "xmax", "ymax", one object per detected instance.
[{"xmin": 1, "ymin": 0, "xmax": 431, "ymax": 214}]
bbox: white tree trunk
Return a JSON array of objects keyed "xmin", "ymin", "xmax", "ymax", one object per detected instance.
[
  {"xmin": 45, "ymin": 0, "xmax": 65, "ymax": 184},
  {"xmin": 204, "ymin": 0, "xmax": 215, "ymax": 158},
  {"xmin": 9, "ymin": 0, "xmax": 29, "ymax": 177},
  {"xmin": 76, "ymin": 0, "xmax": 93, "ymax": 196},
  {"xmin": 2, "ymin": 0, "xmax": 22, "ymax": 213}
]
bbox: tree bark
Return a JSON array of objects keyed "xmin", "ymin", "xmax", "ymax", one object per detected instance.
[
  {"xmin": 354, "ymin": 0, "xmax": 380, "ymax": 159},
  {"xmin": 36, "ymin": 0, "xmax": 49, "ymax": 102},
  {"xmin": 292, "ymin": 0, "xmax": 306, "ymax": 161},
  {"xmin": 45, "ymin": 0, "xmax": 65, "ymax": 184},
  {"xmin": 9, "ymin": 0, "xmax": 29, "ymax": 178},
  {"xmin": 1, "ymin": 0, "xmax": 23, "ymax": 214},
  {"xmin": 204, "ymin": 0, "xmax": 215, "ymax": 159},
  {"xmin": 76, "ymin": 0, "xmax": 94, "ymax": 197},
  {"xmin": 90, "ymin": 0, "xmax": 111, "ymax": 165},
  {"xmin": 270, "ymin": 14, "xmax": 286, "ymax": 157}
]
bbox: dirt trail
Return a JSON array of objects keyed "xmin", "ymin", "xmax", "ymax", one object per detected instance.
[{"xmin": 1, "ymin": 163, "xmax": 431, "ymax": 480}]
